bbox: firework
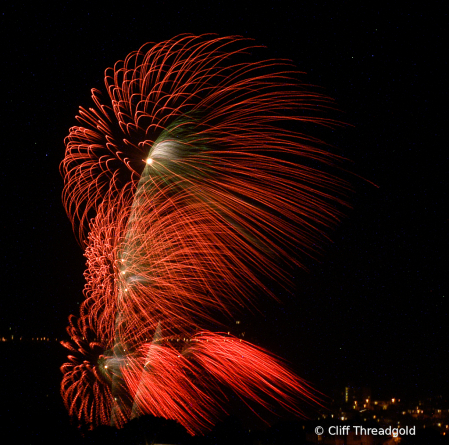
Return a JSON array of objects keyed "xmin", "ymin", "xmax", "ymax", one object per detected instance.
[{"xmin": 60, "ymin": 34, "xmax": 347, "ymax": 433}]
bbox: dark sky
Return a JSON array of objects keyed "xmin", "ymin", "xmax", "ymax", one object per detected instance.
[{"xmin": 1, "ymin": 2, "xmax": 447, "ymax": 401}]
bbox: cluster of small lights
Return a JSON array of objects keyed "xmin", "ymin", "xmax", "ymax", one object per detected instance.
[
  {"xmin": 332, "ymin": 389, "xmax": 449, "ymax": 437},
  {"xmin": 1, "ymin": 336, "xmax": 58, "ymax": 342}
]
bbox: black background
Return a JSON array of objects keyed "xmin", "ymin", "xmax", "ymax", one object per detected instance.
[{"xmin": 1, "ymin": 0, "xmax": 447, "ymax": 439}]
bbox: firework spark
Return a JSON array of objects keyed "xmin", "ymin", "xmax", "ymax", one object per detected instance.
[{"xmin": 60, "ymin": 34, "xmax": 347, "ymax": 433}]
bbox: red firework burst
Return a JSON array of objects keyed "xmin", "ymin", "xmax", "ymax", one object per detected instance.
[{"xmin": 60, "ymin": 34, "xmax": 347, "ymax": 433}]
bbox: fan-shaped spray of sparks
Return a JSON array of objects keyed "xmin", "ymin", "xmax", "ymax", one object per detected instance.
[{"xmin": 60, "ymin": 34, "xmax": 348, "ymax": 434}]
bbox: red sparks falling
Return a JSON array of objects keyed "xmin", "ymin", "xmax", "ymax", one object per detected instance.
[{"xmin": 60, "ymin": 34, "xmax": 347, "ymax": 433}]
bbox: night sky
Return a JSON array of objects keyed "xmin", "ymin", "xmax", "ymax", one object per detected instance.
[{"xmin": 1, "ymin": 0, "xmax": 447, "ymax": 413}]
